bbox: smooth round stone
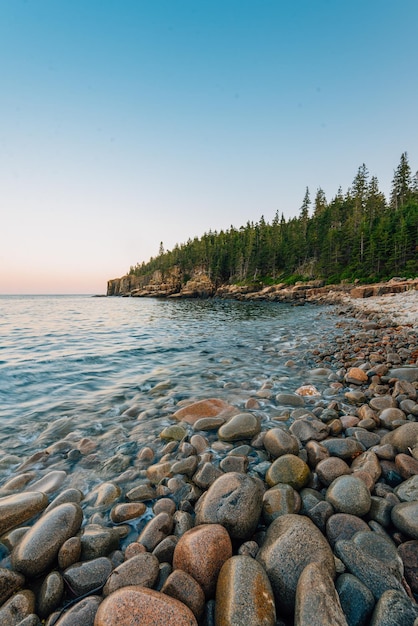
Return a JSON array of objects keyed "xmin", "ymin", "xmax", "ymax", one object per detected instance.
[
  {"xmin": 368, "ymin": 496, "xmax": 394, "ymax": 527},
  {"xmin": 381, "ymin": 422, "xmax": 418, "ymax": 453},
  {"xmin": 94, "ymin": 586, "xmax": 197, "ymax": 625},
  {"xmin": 38, "ymin": 571, "xmax": 64, "ymax": 618},
  {"xmin": 153, "ymin": 498, "xmax": 177, "ymax": 516},
  {"xmin": 326, "ymin": 476, "xmax": 371, "ymax": 516},
  {"xmin": 104, "ymin": 553, "xmax": 159, "ymax": 595},
  {"xmin": 305, "ymin": 441, "xmax": 329, "ymax": 468},
  {"xmin": 289, "ymin": 418, "xmax": 329, "ymax": 443},
  {"xmin": 345, "ymin": 389, "xmax": 367, "ymax": 405},
  {"xmin": 295, "ymin": 385, "xmax": 320, "ymax": 396},
  {"xmin": 369, "ymin": 589, "xmax": 418, "ymax": 625},
  {"xmin": 265, "ymin": 454, "xmax": 310, "ymax": 490},
  {"xmin": 193, "ymin": 417, "xmax": 225, "ymax": 431},
  {"xmin": 276, "ymin": 393, "xmax": 304, "ymax": 407},
  {"xmin": 257, "ymin": 514, "xmax": 335, "ymax": 615},
  {"xmin": 1, "ymin": 472, "xmax": 36, "ymax": 492},
  {"xmin": 321, "ymin": 438, "xmax": 364, "ymax": 459},
  {"xmin": 336, "ymin": 573, "xmax": 375, "ymax": 626},
  {"xmin": 215, "ymin": 555, "xmax": 276, "ymax": 626},
  {"xmin": 173, "ymin": 524, "xmax": 232, "ymax": 598},
  {"xmin": 391, "ymin": 501, "xmax": 418, "ymax": 539},
  {"xmin": 161, "ymin": 569, "xmax": 205, "ymax": 620},
  {"xmin": 92, "ymin": 482, "xmax": 121, "ymax": 506},
  {"xmin": 219, "ymin": 455, "xmax": 248, "ymax": 473},
  {"xmin": 64, "ymin": 557, "xmax": 113, "ymax": 596},
  {"xmin": 195, "ymin": 472, "xmax": 264, "ymax": 540},
  {"xmin": 152, "ymin": 535, "xmax": 178, "ymax": 563},
  {"xmin": 397, "ymin": 540, "xmax": 418, "ymax": 594},
  {"xmin": 0, "ymin": 590, "xmax": 35, "ymax": 624},
  {"xmin": 395, "ymin": 453, "xmax": 418, "ymax": 479},
  {"xmin": 28, "ymin": 470, "xmax": 67, "ymax": 494},
  {"xmin": 346, "ymin": 367, "xmax": 368, "ymax": 384},
  {"xmin": 295, "ymin": 562, "xmax": 347, "ymax": 626},
  {"xmin": 14, "ymin": 615, "xmax": 40, "ymax": 626},
  {"xmin": 263, "ymin": 428, "xmax": 299, "ymax": 458},
  {"xmin": 137, "ymin": 512, "xmax": 173, "ymax": 552},
  {"xmin": 395, "ymin": 475, "xmax": 418, "ymax": 502},
  {"xmin": 172, "ymin": 398, "xmax": 237, "ymax": 425},
  {"xmin": 160, "ymin": 425, "xmax": 188, "ymax": 441},
  {"xmin": 11, "ymin": 503, "xmax": 83, "ymax": 578},
  {"xmin": 50, "ymin": 595, "xmax": 101, "ymax": 626},
  {"xmin": 58, "ymin": 536, "xmax": 82, "ymax": 569},
  {"xmin": 81, "ymin": 525, "xmax": 121, "ymax": 560},
  {"xmin": 351, "ymin": 450, "xmax": 382, "ymax": 482},
  {"xmin": 44, "ymin": 488, "xmax": 84, "ymax": 514},
  {"xmin": 316, "ymin": 457, "xmax": 351, "ymax": 486},
  {"xmin": 369, "ymin": 396, "xmax": 397, "ymax": 411},
  {"xmin": 379, "ymin": 408, "xmax": 407, "ymax": 429},
  {"xmin": 334, "ymin": 539, "xmax": 406, "ymax": 600},
  {"xmin": 218, "ymin": 413, "xmax": 261, "ymax": 442},
  {"xmin": 262, "ymin": 484, "xmax": 301, "ymax": 524},
  {"xmin": 146, "ymin": 462, "xmax": 172, "ymax": 485},
  {"xmin": 388, "ymin": 367, "xmax": 418, "ymax": 383},
  {"xmin": 110, "ymin": 502, "xmax": 147, "ymax": 523},
  {"xmin": 126, "ymin": 483, "xmax": 157, "ymax": 502},
  {"xmin": 192, "ymin": 462, "xmax": 223, "ymax": 489},
  {"xmin": 352, "ymin": 531, "xmax": 403, "ymax": 580},
  {"xmin": 0, "ymin": 491, "xmax": 49, "ymax": 535},
  {"xmin": 0, "ymin": 567, "xmax": 25, "ymax": 605}
]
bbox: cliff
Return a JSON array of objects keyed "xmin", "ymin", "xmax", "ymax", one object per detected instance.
[{"xmin": 107, "ymin": 271, "xmax": 418, "ymax": 303}]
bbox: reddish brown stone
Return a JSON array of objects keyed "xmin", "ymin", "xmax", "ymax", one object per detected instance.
[
  {"xmin": 172, "ymin": 399, "xmax": 237, "ymax": 425},
  {"xmin": 161, "ymin": 569, "xmax": 205, "ymax": 619},
  {"xmin": 94, "ymin": 586, "xmax": 197, "ymax": 625},
  {"xmin": 395, "ymin": 453, "xmax": 418, "ymax": 480},
  {"xmin": 173, "ymin": 523, "xmax": 232, "ymax": 598}
]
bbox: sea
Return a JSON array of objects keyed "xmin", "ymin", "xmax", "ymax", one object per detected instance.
[{"xmin": 0, "ymin": 295, "xmax": 347, "ymax": 503}]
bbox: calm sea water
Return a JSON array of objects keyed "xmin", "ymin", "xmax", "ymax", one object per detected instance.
[{"xmin": 0, "ymin": 295, "xmax": 344, "ymax": 498}]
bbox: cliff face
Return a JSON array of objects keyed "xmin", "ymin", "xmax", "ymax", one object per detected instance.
[{"xmin": 108, "ymin": 271, "xmax": 418, "ymax": 303}]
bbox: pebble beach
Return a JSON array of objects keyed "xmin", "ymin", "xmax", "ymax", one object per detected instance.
[{"xmin": 0, "ymin": 291, "xmax": 418, "ymax": 625}]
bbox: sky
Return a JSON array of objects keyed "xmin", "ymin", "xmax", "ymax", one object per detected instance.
[{"xmin": 1, "ymin": 0, "xmax": 417, "ymax": 294}]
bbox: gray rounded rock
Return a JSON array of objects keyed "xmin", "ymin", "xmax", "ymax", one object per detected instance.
[
  {"xmin": 103, "ymin": 553, "xmax": 159, "ymax": 595},
  {"xmin": 391, "ymin": 501, "xmax": 418, "ymax": 539},
  {"xmin": 295, "ymin": 561, "xmax": 348, "ymax": 626},
  {"xmin": 336, "ymin": 573, "xmax": 375, "ymax": 626},
  {"xmin": 257, "ymin": 514, "xmax": 335, "ymax": 615},
  {"xmin": 370, "ymin": 589, "xmax": 418, "ymax": 625},
  {"xmin": 263, "ymin": 428, "xmax": 299, "ymax": 458},
  {"xmin": 195, "ymin": 472, "xmax": 264, "ymax": 539},
  {"xmin": 218, "ymin": 413, "xmax": 261, "ymax": 442},
  {"xmin": 326, "ymin": 475, "xmax": 371, "ymax": 516},
  {"xmin": 11, "ymin": 503, "xmax": 83, "ymax": 578},
  {"xmin": 64, "ymin": 557, "xmax": 113, "ymax": 596},
  {"xmin": 0, "ymin": 491, "xmax": 48, "ymax": 535},
  {"xmin": 49, "ymin": 595, "xmax": 101, "ymax": 626}
]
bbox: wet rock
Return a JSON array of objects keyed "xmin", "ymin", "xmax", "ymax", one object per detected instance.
[
  {"xmin": 153, "ymin": 535, "xmax": 178, "ymax": 564},
  {"xmin": 263, "ymin": 428, "xmax": 299, "ymax": 457},
  {"xmin": 215, "ymin": 555, "xmax": 276, "ymax": 626},
  {"xmin": 64, "ymin": 557, "xmax": 113, "ymax": 596},
  {"xmin": 11, "ymin": 503, "xmax": 83, "ymax": 578},
  {"xmin": 316, "ymin": 457, "xmax": 351, "ymax": 486},
  {"xmin": 262, "ymin": 484, "xmax": 301, "ymax": 523},
  {"xmin": 126, "ymin": 483, "xmax": 156, "ymax": 502},
  {"xmin": 395, "ymin": 453, "xmax": 418, "ymax": 479},
  {"xmin": 217, "ymin": 413, "xmax": 261, "ymax": 442},
  {"xmin": 48, "ymin": 595, "xmax": 101, "ymax": 626},
  {"xmin": 351, "ymin": 450, "xmax": 382, "ymax": 483},
  {"xmin": 381, "ymin": 422, "xmax": 418, "ymax": 453},
  {"xmin": 172, "ymin": 523, "xmax": 232, "ymax": 598},
  {"xmin": 391, "ymin": 501, "xmax": 418, "ymax": 539},
  {"xmin": 326, "ymin": 513, "xmax": 370, "ymax": 548},
  {"xmin": 394, "ymin": 475, "xmax": 418, "ymax": 501},
  {"xmin": 195, "ymin": 472, "xmax": 264, "ymax": 539},
  {"xmin": 345, "ymin": 367, "xmax": 368, "ymax": 385},
  {"xmin": 352, "ymin": 531, "xmax": 404, "ymax": 580},
  {"xmin": 146, "ymin": 462, "xmax": 172, "ymax": 485},
  {"xmin": 335, "ymin": 573, "xmax": 375, "ymax": 626},
  {"xmin": 379, "ymin": 408, "xmax": 407, "ymax": 429},
  {"xmin": 94, "ymin": 586, "xmax": 197, "ymax": 625},
  {"xmin": 110, "ymin": 502, "xmax": 147, "ymax": 523},
  {"xmin": 0, "ymin": 491, "xmax": 49, "ymax": 535},
  {"xmin": 397, "ymin": 540, "xmax": 418, "ymax": 594},
  {"xmin": 38, "ymin": 571, "xmax": 64, "ymax": 618},
  {"xmin": 91, "ymin": 482, "xmax": 121, "ymax": 506},
  {"xmin": 265, "ymin": 454, "xmax": 310, "ymax": 490},
  {"xmin": 57, "ymin": 536, "xmax": 82, "ymax": 570},
  {"xmin": 388, "ymin": 367, "xmax": 418, "ymax": 383},
  {"xmin": 0, "ymin": 590, "xmax": 35, "ymax": 625},
  {"xmin": 276, "ymin": 393, "xmax": 304, "ymax": 407},
  {"xmin": 368, "ymin": 496, "xmax": 394, "ymax": 527},
  {"xmin": 192, "ymin": 462, "xmax": 223, "ymax": 489},
  {"xmin": 0, "ymin": 568, "xmax": 25, "ymax": 605},
  {"xmin": 81, "ymin": 525, "xmax": 121, "ymax": 560},
  {"xmin": 161, "ymin": 569, "xmax": 205, "ymax": 620},
  {"xmin": 44, "ymin": 488, "xmax": 84, "ymax": 514},
  {"xmin": 369, "ymin": 589, "xmax": 418, "ymax": 625},
  {"xmin": 104, "ymin": 553, "xmax": 159, "ymax": 595},
  {"xmin": 326, "ymin": 475, "xmax": 371, "ymax": 516},
  {"xmin": 171, "ymin": 456, "xmax": 198, "ymax": 477},
  {"xmin": 257, "ymin": 514, "xmax": 335, "ymax": 615},
  {"xmin": 160, "ymin": 425, "xmax": 188, "ymax": 441},
  {"xmin": 334, "ymin": 539, "xmax": 407, "ymax": 600},
  {"xmin": 193, "ymin": 417, "xmax": 225, "ymax": 431},
  {"xmin": 295, "ymin": 562, "xmax": 347, "ymax": 626},
  {"xmin": 289, "ymin": 417, "xmax": 329, "ymax": 443},
  {"xmin": 219, "ymin": 455, "xmax": 248, "ymax": 473},
  {"xmin": 305, "ymin": 440, "xmax": 330, "ymax": 467},
  {"xmin": 137, "ymin": 512, "xmax": 173, "ymax": 551},
  {"xmin": 321, "ymin": 438, "xmax": 364, "ymax": 459},
  {"xmin": 172, "ymin": 398, "xmax": 237, "ymax": 425}
]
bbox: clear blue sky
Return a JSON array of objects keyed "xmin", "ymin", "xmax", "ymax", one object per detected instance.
[{"xmin": 1, "ymin": 0, "xmax": 417, "ymax": 294}]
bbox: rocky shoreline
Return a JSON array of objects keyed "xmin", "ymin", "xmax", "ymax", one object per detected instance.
[{"xmin": 0, "ymin": 296, "xmax": 418, "ymax": 624}]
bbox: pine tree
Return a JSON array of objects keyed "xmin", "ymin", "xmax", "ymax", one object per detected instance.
[{"xmin": 390, "ymin": 152, "xmax": 412, "ymax": 209}]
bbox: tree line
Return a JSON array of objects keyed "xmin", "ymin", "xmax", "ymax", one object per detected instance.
[{"xmin": 129, "ymin": 153, "xmax": 418, "ymax": 286}]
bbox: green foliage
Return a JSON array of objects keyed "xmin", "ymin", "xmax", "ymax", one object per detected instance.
[{"xmin": 128, "ymin": 154, "xmax": 418, "ymax": 285}]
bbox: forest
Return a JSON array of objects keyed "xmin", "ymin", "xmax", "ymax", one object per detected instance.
[{"xmin": 129, "ymin": 153, "xmax": 418, "ymax": 286}]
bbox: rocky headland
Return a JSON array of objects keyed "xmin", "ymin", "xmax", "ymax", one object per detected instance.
[{"xmin": 0, "ymin": 286, "xmax": 418, "ymax": 624}]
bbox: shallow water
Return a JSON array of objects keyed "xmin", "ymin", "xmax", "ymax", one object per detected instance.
[{"xmin": 0, "ymin": 295, "xmax": 345, "ymax": 495}]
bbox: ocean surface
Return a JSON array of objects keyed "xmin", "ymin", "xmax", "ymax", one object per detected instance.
[{"xmin": 0, "ymin": 295, "xmax": 346, "ymax": 500}]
